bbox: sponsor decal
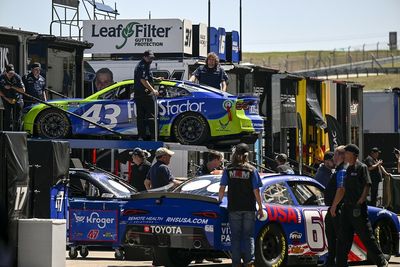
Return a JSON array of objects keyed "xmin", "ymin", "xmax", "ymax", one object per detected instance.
[
  {"xmin": 165, "ymin": 217, "xmax": 208, "ymax": 224},
  {"xmin": 73, "ymin": 212, "xmax": 115, "ymax": 229},
  {"xmin": 266, "ymin": 206, "xmax": 301, "ymax": 224},
  {"xmin": 288, "ymin": 244, "xmax": 306, "ymax": 254},
  {"xmin": 289, "ymin": 231, "xmax": 302, "ymax": 240},
  {"xmin": 158, "ymin": 100, "xmax": 205, "ymax": 116},
  {"xmin": 87, "ymin": 229, "xmax": 99, "ymax": 240},
  {"xmin": 144, "ymin": 225, "xmax": 182, "ymax": 235},
  {"xmin": 205, "ymin": 225, "xmax": 214, "ymax": 232},
  {"xmin": 221, "ymin": 223, "xmax": 231, "ymax": 244}
]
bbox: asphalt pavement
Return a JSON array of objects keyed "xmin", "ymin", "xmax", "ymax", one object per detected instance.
[{"xmin": 66, "ymin": 251, "xmax": 400, "ymax": 267}]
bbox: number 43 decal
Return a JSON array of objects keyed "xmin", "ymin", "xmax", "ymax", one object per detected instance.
[
  {"xmin": 303, "ymin": 210, "xmax": 328, "ymax": 252},
  {"xmin": 81, "ymin": 104, "xmax": 121, "ymax": 129}
]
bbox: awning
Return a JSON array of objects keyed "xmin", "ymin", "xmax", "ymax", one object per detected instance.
[{"xmin": 306, "ymin": 85, "xmax": 327, "ymax": 129}]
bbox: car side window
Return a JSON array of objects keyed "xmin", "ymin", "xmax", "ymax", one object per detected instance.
[
  {"xmin": 69, "ymin": 177, "xmax": 100, "ymax": 198},
  {"xmin": 288, "ymin": 182, "xmax": 325, "ymax": 206},
  {"xmin": 158, "ymin": 85, "xmax": 190, "ymax": 98},
  {"xmin": 98, "ymin": 84, "xmax": 134, "ymax": 100},
  {"xmin": 263, "ymin": 182, "xmax": 294, "ymax": 205}
]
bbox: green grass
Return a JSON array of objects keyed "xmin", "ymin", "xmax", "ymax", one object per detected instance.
[{"xmin": 341, "ymin": 74, "xmax": 400, "ymax": 90}]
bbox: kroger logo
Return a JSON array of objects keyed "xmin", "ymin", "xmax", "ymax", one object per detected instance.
[
  {"xmin": 90, "ymin": 22, "xmax": 172, "ymax": 49},
  {"xmin": 159, "ymin": 100, "xmax": 205, "ymax": 116},
  {"xmin": 73, "ymin": 212, "xmax": 115, "ymax": 229}
]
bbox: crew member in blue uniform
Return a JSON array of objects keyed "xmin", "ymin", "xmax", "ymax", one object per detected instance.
[
  {"xmin": 130, "ymin": 148, "xmax": 151, "ymax": 192},
  {"xmin": 336, "ymin": 144, "xmax": 388, "ymax": 267},
  {"xmin": 133, "ymin": 50, "xmax": 160, "ymax": 141},
  {"xmin": 23, "ymin": 62, "xmax": 46, "ymax": 107},
  {"xmin": 189, "ymin": 52, "xmax": 228, "ymax": 91},
  {"xmin": 324, "ymin": 145, "xmax": 346, "ymax": 267},
  {"xmin": 0, "ymin": 64, "xmax": 25, "ymax": 130},
  {"xmin": 219, "ymin": 143, "xmax": 263, "ymax": 267}
]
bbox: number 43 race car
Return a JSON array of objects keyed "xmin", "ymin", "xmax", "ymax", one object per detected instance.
[
  {"xmin": 121, "ymin": 174, "xmax": 400, "ymax": 267},
  {"xmin": 23, "ymin": 80, "xmax": 263, "ymax": 146}
]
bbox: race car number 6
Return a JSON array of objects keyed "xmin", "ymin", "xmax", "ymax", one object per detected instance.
[
  {"xmin": 303, "ymin": 210, "xmax": 327, "ymax": 251},
  {"xmin": 81, "ymin": 104, "xmax": 121, "ymax": 129}
]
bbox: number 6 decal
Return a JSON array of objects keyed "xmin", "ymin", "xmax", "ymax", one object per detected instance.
[{"xmin": 303, "ymin": 210, "xmax": 326, "ymax": 251}]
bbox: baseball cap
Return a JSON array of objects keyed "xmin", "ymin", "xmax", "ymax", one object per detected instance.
[
  {"xmin": 275, "ymin": 153, "xmax": 288, "ymax": 162},
  {"xmin": 344, "ymin": 144, "xmax": 360, "ymax": 155},
  {"xmin": 144, "ymin": 50, "xmax": 155, "ymax": 58},
  {"xmin": 155, "ymin": 147, "xmax": 174, "ymax": 157},
  {"xmin": 31, "ymin": 62, "xmax": 41, "ymax": 69},
  {"xmin": 5, "ymin": 64, "xmax": 15, "ymax": 73},
  {"xmin": 234, "ymin": 143, "xmax": 250, "ymax": 154},
  {"xmin": 371, "ymin": 147, "xmax": 381, "ymax": 153},
  {"xmin": 323, "ymin": 151, "xmax": 334, "ymax": 161}
]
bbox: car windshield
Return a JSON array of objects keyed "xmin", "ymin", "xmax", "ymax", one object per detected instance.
[
  {"xmin": 287, "ymin": 181, "xmax": 325, "ymax": 206},
  {"xmin": 91, "ymin": 172, "xmax": 137, "ymax": 198},
  {"xmin": 174, "ymin": 175, "xmax": 225, "ymax": 197}
]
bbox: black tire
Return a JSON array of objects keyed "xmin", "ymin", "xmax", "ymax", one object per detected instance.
[
  {"xmin": 36, "ymin": 108, "xmax": 71, "ymax": 138},
  {"xmin": 172, "ymin": 112, "xmax": 209, "ymax": 145},
  {"xmin": 153, "ymin": 248, "xmax": 192, "ymax": 267},
  {"xmin": 114, "ymin": 249, "xmax": 125, "ymax": 260},
  {"xmin": 79, "ymin": 246, "xmax": 89, "ymax": 258},
  {"xmin": 255, "ymin": 224, "xmax": 287, "ymax": 267},
  {"xmin": 68, "ymin": 247, "xmax": 78, "ymax": 259},
  {"xmin": 374, "ymin": 220, "xmax": 393, "ymax": 262}
]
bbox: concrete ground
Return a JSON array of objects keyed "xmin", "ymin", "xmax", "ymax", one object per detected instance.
[{"xmin": 66, "ymin": 251, "xmax": 400, "ymax": 267}]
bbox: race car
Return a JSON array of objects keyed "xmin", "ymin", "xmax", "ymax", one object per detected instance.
[
  {"xmin": 121, "ymin": 174, "xmax": 400, "ymax": 267},
  {"xmin": 51, "ymin": 168, "xmax": 137, "ymax": 259},
  {"xmin": 23, "ymin": 80, "xmax": 263, "ymax": 145}
]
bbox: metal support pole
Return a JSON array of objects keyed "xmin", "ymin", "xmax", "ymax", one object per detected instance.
[
  {"xmin": 154, "ymin": 95, "xmax": 158, "ymax": 141},
  {"xmin": 207, "ymin": 0, "xmax": 211, "ymax": 53},
  {"xmin": 239, "ymin": 0, "xmax": 242, "ymax": 62}
]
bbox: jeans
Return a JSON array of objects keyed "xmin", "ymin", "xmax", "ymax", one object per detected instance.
[{"xmin": 228, "ymin": 211, "xmax": 255, "ymax": 265}]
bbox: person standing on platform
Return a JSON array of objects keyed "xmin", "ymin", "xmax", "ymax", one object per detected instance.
[
  {"xmin": 133, "ymin": 50, "xmax": 160, "ymax": 141},
  {"xmin": 129, "ymin": 148, "xmax": 151, "ymax": 192},
  {"xmin": 0, "ymin": 64, "xmax": 25, "ymax": 131},
  {"xmin": 23, "ymin": 62, "xmax": 46, "ymax": 108},
  {"xmin": 336, "ymin": 144, "xmax": 388, "ymax": 267},
  {"xmin": 189, "ymin": 52, "xmax": 228, "ymax": 91}
]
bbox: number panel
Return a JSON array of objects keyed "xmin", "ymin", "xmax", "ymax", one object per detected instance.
[{"xmin": 303, "ymin": 209, "xmax": 326, "ymax": 252}]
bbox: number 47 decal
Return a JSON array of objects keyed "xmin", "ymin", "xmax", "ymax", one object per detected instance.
[
  {"xmin": 303, "ymin": 209, "xmax": 328, "ymax": 252},
  {"xmin": 15, "ymin": 186, "xmax": 28, "ymax": 211}
]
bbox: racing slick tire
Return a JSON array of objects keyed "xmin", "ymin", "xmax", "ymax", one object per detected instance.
[
  {"xmin": 255, "ymin": 224, "xmax": 287, "ymax": 267},
  {"xmin": 372, "ymin": 220, "xmax": 393, "ymax": 262},
  {"xmin": 153, "ymin": 247, "xmax": 192, "ymax": 267},
  {"xmin": 36, "ymin": 108, "xmax": 71, "ymax": 139},
  {"xmin": 79, "ymin": 246, "xmax": 89, "ymax": 258},
  {"xmin": 68, "ymin": 247, "xmax": 78, "ymax": 259},
  {"xmin": 172, "ymin": 112, "xmax": 209, "ymax": 145}
]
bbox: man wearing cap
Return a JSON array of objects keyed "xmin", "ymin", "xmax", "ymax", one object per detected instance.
[
  {"xmin": 275, "ymin": 153, "xmax": 294, "ymax": 174},
  {"xmin": 133, "ymin": 50, "xmax": 160, "ymax": 141},
  {"xmin": 336, "ymin": 144, "xmax": 388, "ymax": 267},
  {"xmin": 144, "ymin": 147, "xmax": 176, "ymax": 190},
  {"xmin": 364, "ymin": 147, "xmax": 390, "ymax": 206},
  {"xmin": 0, "ymin": 64, "xmax": 25, "ymax": 130},
  {"xmin": 130, "ymin": 148, "xmax": 151, "ymax": 192},
  {"xmin": 22, "ymin": 62, "xmax": 46, "ymax": 108},
  {"xmin": 314, "ymin": 151, "xmax": 335, "ymax": 188},
  {"xmin": 218, "ymin": 143, "xmax": 263, "ymax": 267}
]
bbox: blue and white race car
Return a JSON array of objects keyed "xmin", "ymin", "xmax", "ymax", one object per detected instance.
[
  {"xmin": 121, "ymin": 174, "xmax": 400, "ymax": 266},
  {"xmin": 23, "ymin": 80, "xmax": 263, "ymax": 146}
]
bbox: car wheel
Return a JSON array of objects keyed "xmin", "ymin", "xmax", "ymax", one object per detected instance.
[
  {"xmin": 374, "ymin": 220, "xmax": 393, "ymax": 262},
  {"xmin": 36, "ymin": 109, "xmax": 71, "ymax": 138},
  {"xmin": 172, "ymin": 112, "xmax": 209, "ymax": 145},
  {"xmin": 255, "ymin": 224, "xmax": 287, "ymax": 267},
  {"xmin": 79, "ymin": 246, "xmax": 89, "ymax": 258},
  {"xmin": 68, "ymin": 247, "xmax": 78, "ymax": 259},
  {"xmin": 153, "ymin": 248, "xmax": 192, "ymax": 267}
]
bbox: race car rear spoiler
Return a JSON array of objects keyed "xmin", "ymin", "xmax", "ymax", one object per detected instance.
[{"xmin": 130, "ymin": 192, "xmax": 220, "ymax": 204}]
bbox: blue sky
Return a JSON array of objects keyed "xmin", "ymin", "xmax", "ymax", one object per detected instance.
[{"xmin": 1, "ymin": 0, "xmax": 399, "ymax": 52}]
